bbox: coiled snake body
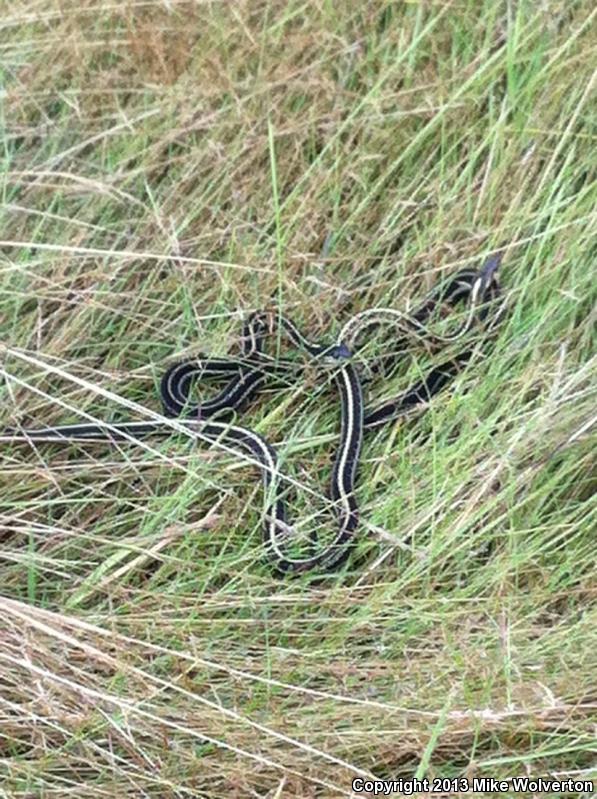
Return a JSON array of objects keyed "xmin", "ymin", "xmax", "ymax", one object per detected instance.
[{"xmin": 1, "ymin": 255, "xmax": 503, "ymax": 575}]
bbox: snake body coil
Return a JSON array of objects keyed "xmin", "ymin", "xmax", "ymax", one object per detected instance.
[{"xmin": 1, "ymin": 255, "xmax": 503, "ymax": 575}]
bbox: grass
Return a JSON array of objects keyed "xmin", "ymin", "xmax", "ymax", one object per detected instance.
[{"xmin": 0, "ymin": 0, "xmax": 595, "ymax": 796}]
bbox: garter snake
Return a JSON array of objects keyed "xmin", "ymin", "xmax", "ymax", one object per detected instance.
[{"xmin": 1, "ymin": 254, "xmax": 503, "ymax": 575}]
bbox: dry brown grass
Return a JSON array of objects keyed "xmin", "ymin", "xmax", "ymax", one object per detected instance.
[{"xmin": 1, "ymin": 1, "xmax": 595, "ymax": 796}]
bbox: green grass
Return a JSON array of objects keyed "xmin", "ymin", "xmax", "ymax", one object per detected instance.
[{"xmin": 0, "ymin": 1, "xmax": 595, "ymax": 796}]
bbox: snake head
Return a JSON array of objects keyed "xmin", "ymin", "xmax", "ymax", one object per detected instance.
[
  {"xmin": 329, "ymin": 342, "xmax": 352, "ymax": 359},
  {"xmin": 318, "ymin": 342, "xmax": 353, "ymax": 366},
  {"xmin": 477, "ymin": 253, "xmax": 502, "ymax": 295}
]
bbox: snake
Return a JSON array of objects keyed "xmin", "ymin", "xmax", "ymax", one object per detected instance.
[{"xmin": 0, "ymin": 254, "xmax": 503, "ymax": 575}]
